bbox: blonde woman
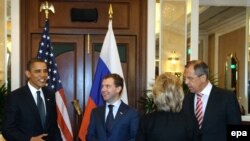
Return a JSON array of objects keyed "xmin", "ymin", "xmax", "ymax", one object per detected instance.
[{"xmin": 136, "ymin": 72, "xmax": 195, "ymax": 141}]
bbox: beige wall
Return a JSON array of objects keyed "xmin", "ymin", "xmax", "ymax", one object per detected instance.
[{"xmin": 0, "ymin": 0, "xmax": 5, "ymax": 86}]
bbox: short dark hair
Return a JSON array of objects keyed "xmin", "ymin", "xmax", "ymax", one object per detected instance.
[
  {"xmin": 103, "ymin": 73, "xmax": 124, "ymax": 94},
  {"xmin": 185, "ymin": 60, "xmax": 209, "ymax": 78},
  {"xmin": 27, "ymin": 58, "xmax": 46, "ymax": 71}
]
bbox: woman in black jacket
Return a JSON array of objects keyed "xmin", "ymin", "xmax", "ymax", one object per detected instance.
[{"xmin": 136, "ymin": 72, "xmax": 196, "ymax": 141}]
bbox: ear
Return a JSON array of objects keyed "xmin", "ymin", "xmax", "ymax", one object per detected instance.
[
  {"xmin": 25, "ymin": 70, "xmax": 31, "ymax": 78},
  {"xmin": 200, "ymin": 75, "xmax": 207, "ymax": 82},
  {"xmin": 116, "ymin": 86, "xmax": 122, "ymax": 95}
]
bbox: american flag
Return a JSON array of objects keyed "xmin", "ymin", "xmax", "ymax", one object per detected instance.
[{"xmin": 37, "ymin": 19, "xmax": 73, "ymax": 141}]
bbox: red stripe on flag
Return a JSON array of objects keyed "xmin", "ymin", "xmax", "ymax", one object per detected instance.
[
  {"xmin": 78, "ymin": 98, "xmax": 97, "ymax": 141},
  {"xmin": 58, "ymin": 89, "xmax": 67, "ymax": 105},
  {"xmin": 56, "ymin": 105, "xmax": 73, "ymax": 141},
  {"xmin": 56, "ymin": 89, "xmax": 73, "ymax": 141}
]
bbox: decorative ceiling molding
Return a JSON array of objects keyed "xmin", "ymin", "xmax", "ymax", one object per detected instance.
[
  {"xmin": 200, "ymin": 0, "xmax": 250, "ymax": 6},
  {"xmin": 199, "ymin": 7, "xmax": 245, "ymax": 33},
  {"xmin": 208, "ymin": 11, "xmax": 245, "ymax": 35}
]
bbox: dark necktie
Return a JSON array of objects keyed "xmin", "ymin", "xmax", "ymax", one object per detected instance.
[
  {"xmin": 106, "ymin": 105, "xmax": 114, "ymax": 135},
  {"xmin": 37, "ymin": 91, "xmax": 46, "ymax": 128},
  {"xmin": 196, "ymin": 93, "xmax": 203, "ymax": 129}
]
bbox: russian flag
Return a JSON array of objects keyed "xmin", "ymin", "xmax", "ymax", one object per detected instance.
[{"xmin": 78, "ymin": 20, "xmax": 128, "ymax": 141}]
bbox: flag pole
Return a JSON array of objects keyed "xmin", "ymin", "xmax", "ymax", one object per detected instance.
[{"xmin": 40, "ymin": 1, "xmax": 55, "ymax": 19}]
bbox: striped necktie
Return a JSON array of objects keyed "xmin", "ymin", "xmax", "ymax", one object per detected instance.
[{"xmin": 196, "ymin": 93, "xmax": 203, "ymax": 129}]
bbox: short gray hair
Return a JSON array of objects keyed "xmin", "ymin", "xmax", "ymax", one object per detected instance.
[{"xmin": 185, "ymin": 60, "xmax": 209, "ymax": 78}]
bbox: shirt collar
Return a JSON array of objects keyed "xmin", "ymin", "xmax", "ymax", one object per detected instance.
[
  {"xmin": 106, "ymin": 99, "xmax": 121, "ymax": 108},
  {"xmin": 200, "ymin": 81, "xmax": 212, "ymax": 96},
  {"xmin": 28, "ymin": 82, "xmax": 42, "ymax": 94}
]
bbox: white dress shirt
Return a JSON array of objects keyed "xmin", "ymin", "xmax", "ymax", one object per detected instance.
[
  {"xmin": 105, "ymin": 100, "xmax": 121, "ymax": 121},
  {"xmin": 28, "ymin": 82, "xmax": 47, "ymax": 114},
  {"xmin": 194, "ymin": 82, "xmax": 212, "ymax": 117}
]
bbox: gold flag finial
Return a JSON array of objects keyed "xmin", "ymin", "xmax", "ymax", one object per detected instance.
[
  {"xmin": 109, "ymin": 4, "xmax": 113, "ymax": 19},
  {"xmin": 40, "ymin": 1, "xmax": 55, "ymax": 19}
]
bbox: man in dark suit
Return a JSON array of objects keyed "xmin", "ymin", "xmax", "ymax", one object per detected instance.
[
  {"xmin": 182, "ymin": 60, "xmax": 241, "ymax": 141},
  {"xmin": 86, "ymin": 73, "xmax": 139, "ymax": 141},
  {"xmin": 2, "ymin": 58, "xmax": 62, "ymax": 141}
]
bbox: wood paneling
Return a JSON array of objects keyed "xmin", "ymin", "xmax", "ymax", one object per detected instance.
[
  {"xmin": 208, "ymin": 34, "xmax": 215, "ymax": 73},
  {"xmin": 218, "ymin": 27, "xmax": 245, "ymax": 98},
  {"xmin": 26, "ymin": 0, "xmax": 143, "ymax": 34}
]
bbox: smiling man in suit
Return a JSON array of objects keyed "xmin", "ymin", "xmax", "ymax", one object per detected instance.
[
  {"xmin": 86, "ymin": 73, "xmax": 139, "ymax": 141},
  {"xmin": 182, "ymin": 60, "xmax": 241, "ymax": 141},
  {"xmin": 2, "ymin": 58, "xmax": 62, "ymax": 141}
]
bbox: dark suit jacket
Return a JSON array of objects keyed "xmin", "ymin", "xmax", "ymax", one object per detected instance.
[
  {"xmin": 182, "ymin": 85, "xmax": 241, "ymax": 141},
  {"xmin": 135, "ymin": 111, "xmax": 195, "ymax": 141},
  {"xmin": 86, "ymin": 101, "xmax": 139, "ymax": 141},
  {"xmin": 2, "ymin": 85, "xmax": 62, "ymax": 141}
]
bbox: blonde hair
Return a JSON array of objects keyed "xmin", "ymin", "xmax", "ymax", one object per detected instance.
[{"xmin": 153, "ymin": 72, "xmax": 184, "ymax": 112}]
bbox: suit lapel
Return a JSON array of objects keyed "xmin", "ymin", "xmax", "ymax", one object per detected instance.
[
  {"xmin": 100, "ymin": 106, "xmax": 106, "ymax": 127},
  {"xmin": 189, "ymin": 93, "xmax": 200, "ymax": 129},
  {"xmin": 98, "ymin": 106, "xmax": 108, "ymax": 139},
  {"xmin": 202, "ymin": 86, "xmax": 216, "ymax": 129},
  {"xmin": 112, "ymin": 102, "xmax": 128, "ymax": 128},
  {"xmin": 190, "ymin": 94, "xmax": 196, "ymax": 116},
  {"xmin": 24, "ymin": 85, "xmax": 44, "ymax": 129},
  {"xmin": 42, "ymin": 88, "xmax": 50, "ymax": 129}
]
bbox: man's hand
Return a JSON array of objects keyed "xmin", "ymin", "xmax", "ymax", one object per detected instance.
[{"xmin": 30, "ymin": 134, "xmax": 48, "ymax": 141}]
